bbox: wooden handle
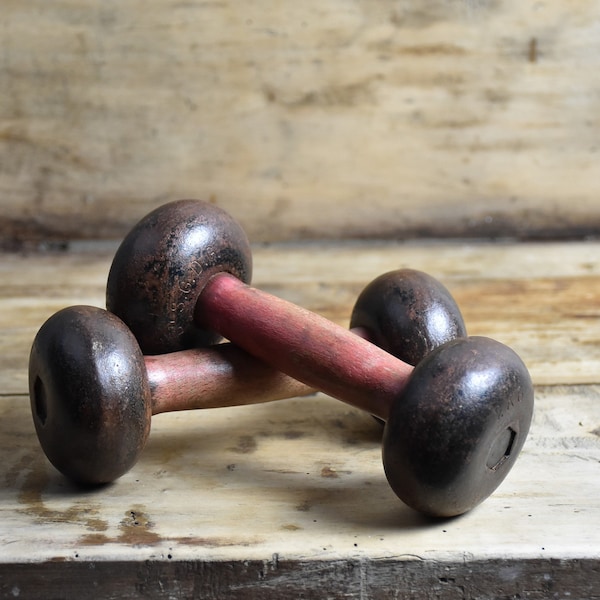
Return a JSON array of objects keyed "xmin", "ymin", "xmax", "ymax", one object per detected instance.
[
  {"xmin": 194, "ymin": 273, "xmax": 414, "ymax": 420},
  {"xmin": 147, "ymin": 328, "xmax": 374, "ymax": 415},
  {"xmin": 147, "ymin": 343, "xmax": 315, "ymax": 414}
]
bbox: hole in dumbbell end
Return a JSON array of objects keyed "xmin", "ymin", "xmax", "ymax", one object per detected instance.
[
  {"xmin": 486, "ymin": 426, "xmax": 517, "ymax": 471},
  {"xmin": 34, "ymin": 376, "xmax": 48, "ymax": 426}
]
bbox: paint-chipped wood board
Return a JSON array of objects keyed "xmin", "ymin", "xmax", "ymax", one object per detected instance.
[{"xmin": 0, "ymin": 240, "xmax": 599, "ymax": 597}]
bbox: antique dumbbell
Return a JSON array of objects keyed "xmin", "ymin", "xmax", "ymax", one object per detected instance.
[
  {"xmin": 105, "ymin": 200, "xmax": 534, "ymax": 517},
  {"xmin": 29, "ymin": 305, "xmax": 311, "ymax": 485},
  {"xmin": 29, "ymin": 269, "xmax": 465, "ymax": 487}
]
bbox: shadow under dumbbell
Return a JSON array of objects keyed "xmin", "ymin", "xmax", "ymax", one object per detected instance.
[
  {"xmin": 138, "ymin": 395, "xmax": 436, "ymax": 530},
  {"xmin": 2, "ymin": 393, "xmax": 449, "ymax": 553}
]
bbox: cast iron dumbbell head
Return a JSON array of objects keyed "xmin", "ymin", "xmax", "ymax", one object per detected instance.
[
  {"xmin": 105, "ymin": 199, "xmax": 534, "ymax": 517},
  {"xmin": 384, "ymin": 336, "xmax": 533, "ymax": 517},
  {"xmin": 349, "ymin": 270, "xmax": 532, "ymax": 516},
  {"xmin": 29, "ymin": 306, "xmax": 151, "ymax": 484},
  {"xmin": 106, "ymin": 199, "xmax": 252, "ymax": 355},
  {"xmin": 350, "ymin": 272, "xmax": 532, "ymax": 516},
  {"xmin": 351, "ymin": 267, "xmax": 467, "ymax": 426},
  {"xmin": 350, "ymin": 268, "xmax": 467, "ymax": 365}
]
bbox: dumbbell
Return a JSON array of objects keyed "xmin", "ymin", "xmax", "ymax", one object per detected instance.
[
  {"xmin": 104, "ymin": 200, "xmax": 534, "ymax": 517},
  {"xmin": 29, "ymin": 268, "xmax": 465, "ymax": 487},
  {"xmin": 29, "ymin": 305, "xmax": 311, "ymax": 485}
]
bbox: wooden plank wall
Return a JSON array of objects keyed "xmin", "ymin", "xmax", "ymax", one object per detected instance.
[{"xmin": 1, "ymin": 1, "xmax": 599, "ymax": 246}]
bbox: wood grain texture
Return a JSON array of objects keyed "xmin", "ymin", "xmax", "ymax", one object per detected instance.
[
  {"xmin": 3, "ymin": 239, "xmax": 600, "ymax": 394},
  {"xmin": 1, "ymin": 240, "xmax": 599, "ymax": 597},
  {"xmin": 1, "ymin": 389, "xmax": 599, "ymax": 597},
  {"xmin": 2, "ymin": 1, "xmax": 600, "ymax": 246},
  {"xmin": 3, "ymin": 557, "xmax": 600, "ymax": 599}
]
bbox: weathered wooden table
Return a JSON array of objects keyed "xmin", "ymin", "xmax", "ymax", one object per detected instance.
[{"xmin": 1, "ymin": 240, "xmax": 599, "ymax": 598}]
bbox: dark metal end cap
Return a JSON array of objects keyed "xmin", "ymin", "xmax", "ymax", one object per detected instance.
[
  {"xmin": 28, "ymin": 305, "xmax": 152, "ymax": 484},
  {"xmin": 350, "ymin": 268, "xmax": 467, "ymax": 366},
  {"xmin": 106, "ymin": 199, "xmax": 253, "ymax": 354},
  {"xmin": 383, "ymin": 336, "xmax": 534, "ymax": 517}
]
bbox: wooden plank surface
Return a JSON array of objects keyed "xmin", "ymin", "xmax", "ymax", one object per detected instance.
[
  {"xmin": 2, "ymin": 1, "xmax": 600, "ymax": 245},
  {"xmin": 1, "ymin": 240, "xmax": 599, "ymax": 597}
]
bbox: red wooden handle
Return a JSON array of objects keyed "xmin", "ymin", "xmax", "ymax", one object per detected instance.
[
  {"xmin": 147, "ymin": 328, "xmax": 373, "ymax": 415},
  {"xmin": 193, "ymin": 273, "xmax": 414, "ymax": 421},
  {"xmin": 147, "ymin": 343, "xmax": 315, "ymax": 415}
]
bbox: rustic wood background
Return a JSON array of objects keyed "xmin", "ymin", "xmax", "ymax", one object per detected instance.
[{"xmin": 2, "ymin": 1, "xmax": 599, "ymax": 247}]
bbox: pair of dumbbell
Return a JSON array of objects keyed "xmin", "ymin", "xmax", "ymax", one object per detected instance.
[{"xmin": 29, "ymin": 200, "xmax": 534, "ymax": 518}]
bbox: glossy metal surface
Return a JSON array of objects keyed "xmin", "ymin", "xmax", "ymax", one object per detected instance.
[
  {"xmin": 28, "ymin": 305, "xmax": 152, "ymax": 484},
  {"xmin": 383, "ymin": 336, "xmax": 534, "ymax": 517},
  {"xmin": 350, "ymin": 268, "xmax": 467, "ymax": 366},
  {"xmin": 106, "ymin": 199, "xmax": 252, "ymax": 354}
]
